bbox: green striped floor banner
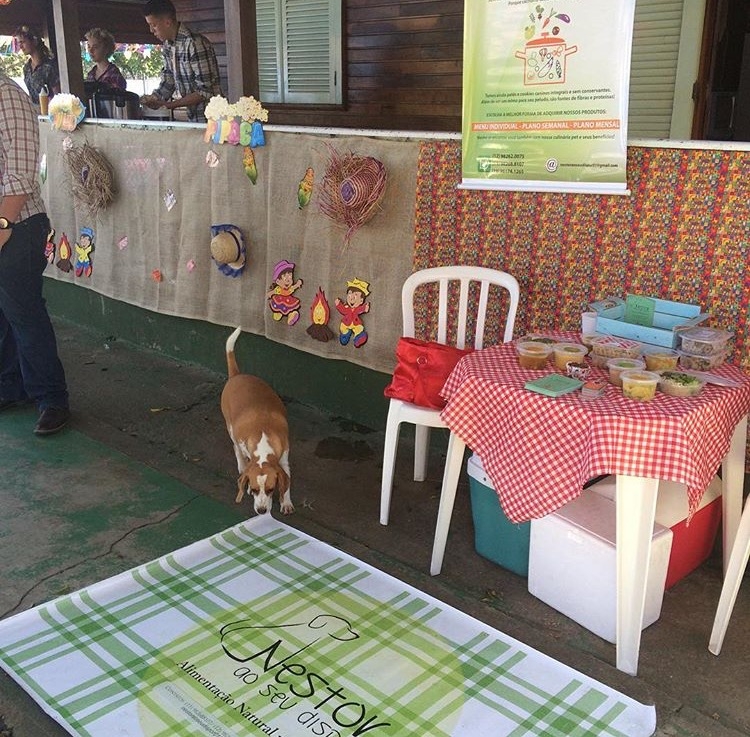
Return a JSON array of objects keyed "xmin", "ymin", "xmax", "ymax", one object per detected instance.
[{"xmin": 0, "ymin": 515, "xmax": 655, "ymax": 736}]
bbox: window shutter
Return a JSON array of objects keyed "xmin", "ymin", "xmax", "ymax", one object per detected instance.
[
  {"xmin": 628, "ymin": 0, "xmax": 684, "ymax": 138},
  {"xmin": 256, "ymin": 0, "xmax": 283, "ymax": 102},
  {"xmin": 256, "ymin": 0, "xmax": 342, "ymax": 105}
]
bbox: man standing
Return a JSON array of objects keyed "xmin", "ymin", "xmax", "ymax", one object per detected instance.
[
  {"xmin": 140, "ymin": 0, "xmax": 222, "ymax": 123},
  {"xmin": 0, "ymin": 69, "xmax": 70, "ymax": 435}
]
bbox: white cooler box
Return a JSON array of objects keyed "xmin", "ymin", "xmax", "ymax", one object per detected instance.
[{"xmin": 528, "ymin": 491, "xmax": 673, "ymax": 643}]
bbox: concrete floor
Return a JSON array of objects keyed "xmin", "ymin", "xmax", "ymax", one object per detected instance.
[{"xmin": 0, "ymin": 317, "xmax": 748, "ymax": 737}]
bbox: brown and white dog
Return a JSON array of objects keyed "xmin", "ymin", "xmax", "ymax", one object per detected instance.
[{"xmin": 221, "ymin": 327, "xmax": 293, "ymax": 516}]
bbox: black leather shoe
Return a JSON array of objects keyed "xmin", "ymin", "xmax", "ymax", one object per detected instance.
[
  {"xmin": 34, "ymin": 407, "xmax": 71, "ymax": 436},
  {"xmin": 0, "ymin": 398, "xmax": 30, "ymax": 412}
]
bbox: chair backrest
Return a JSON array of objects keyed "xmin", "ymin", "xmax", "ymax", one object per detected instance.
[{"xmin": 401, "ymin": 265, "xmax": 520, "ymax": 349}]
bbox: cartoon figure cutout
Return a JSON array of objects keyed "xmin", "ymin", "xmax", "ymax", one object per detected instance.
[
  {"xmin": 55, "ymin": 233, "xmax": 72, "ymax": 273},
  {"xmin": 74, "ymin": 227, "xmax": 94, "ymax": 277},
  {"xmin": 267, "ymin": 260, "xmax": 303, "ymax": 326},
  {"xmin": 335, "ymin": 278, "xmax": 370, "ymax": 348},
  {"xmin": 44, "ymin": 228, "xmax": 56, "ymax": 266}
]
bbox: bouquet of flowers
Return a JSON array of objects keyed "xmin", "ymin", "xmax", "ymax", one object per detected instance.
[
  {"xmin": 204, "ymin": 95, "xmax": 268, "ymax": 123},
  {"xmin": 48, "ymin": 93, "xmax": 86, "ymax": 131},
  {"xmin": 203, "ymin": 95, "xmax": 268, "ymax": 147}
]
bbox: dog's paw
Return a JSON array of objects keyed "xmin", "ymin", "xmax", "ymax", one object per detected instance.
[{"xmin": 280, "ymin": 501, "xmax": 295, "ymax": 515}]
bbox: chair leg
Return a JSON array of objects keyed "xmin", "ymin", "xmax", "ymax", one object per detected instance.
[
  {"xmin": 380, "ymin": 407, "xmax": 402, "ymax": 526},
  {"xmin": 708, "ymin": 496, "xmax": 750, "ymax": 655},
  {"xmin": 414, "ymin": 424, "xmax": 430, "ymax": 481},
  {"xmin": 430, "ymin": 432, "xmax": 466, "ymax": 575}
]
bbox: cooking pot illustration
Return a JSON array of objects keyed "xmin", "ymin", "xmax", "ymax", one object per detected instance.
[{"xmin": 515, "ymin": 33, "xmax": 578, "ymax": 86}]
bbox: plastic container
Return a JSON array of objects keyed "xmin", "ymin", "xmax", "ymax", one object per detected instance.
[
  {"xmin": 523, "ymin": 334, "xmax": 558, "ymax": 345},
  {"xmin": 658, "ymin": 371, "xmax": 705, "ymax": 397},
  {"xmin": 678, "ymin": 348, "xmax": 729, "ymax": 371},
  {"xmin": 642, "ymin": 348, "xmax": 679, "ymax": 372},
  {"xmin": 580, "ymin": 332, "xmax": 603, "ymax": 348},
  {"xmin": 607, "ymin": 357, "xmax": 645, "ymax": 387},
  {"xmin": 590, "ymin": 336, "xmax": 641, "ymax": 367},
  {"xmin": 679, "ymin": 327, "xmax": 732, "ymax": 356},
  {"xmin": 552, "ymin": 343, "xmax": 588, "ymax": 371},
  {"xmin": 620, "ymin": 369, "xmax": 660, "ymax": 401},
  {"xmin": 516, "ymin": 341, "xmax": 553, "ymax": 369}
]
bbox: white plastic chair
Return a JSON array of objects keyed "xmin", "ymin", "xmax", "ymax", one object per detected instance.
[
  {"xmin": 380, "ymin": 265, "xmax": 520, "ymax": 575},
  {"xmin": 708, "ymin": 491, "xmax": 750, "ymax": 654}
]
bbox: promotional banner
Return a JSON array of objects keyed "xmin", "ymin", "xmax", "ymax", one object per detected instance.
[{"xmin": 461, "ymin": 0, "xmax": 636, "ymax": 194}]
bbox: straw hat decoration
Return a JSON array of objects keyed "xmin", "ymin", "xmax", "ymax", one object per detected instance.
[
  {"xmin": 318, "ymin": 145, "xmax": 387, "ymax": 247},
  {"xmin": 210, "ymin": 224, "xmax": 246, "ymax": 277}
]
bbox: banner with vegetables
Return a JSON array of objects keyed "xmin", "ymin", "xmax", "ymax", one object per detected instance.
[{"xmin": 461, "ymin": 0, "xmax": 636, "ymax": 195}]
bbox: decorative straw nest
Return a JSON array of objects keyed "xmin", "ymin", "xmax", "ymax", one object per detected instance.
[
  {"xmin": 318, "ymin": 145, "xmax": 387, "ymax": 247},
  {"xmin": 63, "ymin": 143, "xmax": 116, "ymax": 219}
]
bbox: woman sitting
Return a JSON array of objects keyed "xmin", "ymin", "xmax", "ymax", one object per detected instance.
[
  {"xmin": 85, "ymin": 28, "xmax": 127, "ymax": 90},
  {"xmin": 14, "ymin": 24, "xmax": 60, "ymax": 106}
]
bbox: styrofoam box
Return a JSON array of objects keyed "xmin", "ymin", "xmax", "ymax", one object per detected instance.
[
  {"xmin": 587, "ymin": 476, "xmax": 722, "ymax": 589},
  {"xmin": 528, "ymin": 492, "xmax": 672, "ymax": 643},
  {"xmin": 467, "ymin": 454, "xmax": 530, "ymax": 576}
]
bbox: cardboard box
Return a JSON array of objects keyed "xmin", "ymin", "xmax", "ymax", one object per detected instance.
[
  {"xmin": 588, "ymin": 476, "xmax": 722, "ymax": 589},
  {"xmin": 528, "ymin": 491, "xmax": 672, "ymax": 643},
  {"xmin": 467, "ymin": 454, "xmax": 530, "ymax": 576},
  {"xmin": 594, "ymin": 295, "xmax": 707, "ymax": 348}
]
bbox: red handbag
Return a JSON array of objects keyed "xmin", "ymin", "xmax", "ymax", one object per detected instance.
[{"xmin": 383, "ymin": 337, "xmax": 473, "ymax": 409}]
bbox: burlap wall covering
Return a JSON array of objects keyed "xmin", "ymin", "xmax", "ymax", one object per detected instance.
[{"xmin": 40, "ymin": 124, "xmax": 419, "ymax": 375}]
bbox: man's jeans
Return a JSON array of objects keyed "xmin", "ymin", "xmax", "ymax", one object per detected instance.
[{"xmin": 0, "ymin": 213, "xmax": 68, "ymax": 411}]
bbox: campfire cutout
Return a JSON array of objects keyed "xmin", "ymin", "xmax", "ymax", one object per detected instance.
[{"xmin": 307, "ymin": 287, "xmax": 335, "ymax": 342}]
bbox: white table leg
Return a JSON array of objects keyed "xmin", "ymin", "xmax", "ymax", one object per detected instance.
[
  {"xmin": 616, "ymin": 474, "xmax": 659, "ymax": 676},
  {"xmin": 721, "ymin": 414, "xmax": 748, "ymax": 571}
]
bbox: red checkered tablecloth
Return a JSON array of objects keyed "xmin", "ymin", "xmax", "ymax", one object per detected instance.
[{"xmin": 440, "ymin": 334, "xmax": 750, "ymax": 524}]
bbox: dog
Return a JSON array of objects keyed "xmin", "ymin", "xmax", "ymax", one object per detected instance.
[{"xmin": 221, "ymin": 327, "xmax": 293, "ymax": 516}]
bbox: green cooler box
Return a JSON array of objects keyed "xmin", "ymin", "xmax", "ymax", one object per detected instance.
[{"xmin": 467, "ymin": 454, "xmax": 530, "ymax": 576}]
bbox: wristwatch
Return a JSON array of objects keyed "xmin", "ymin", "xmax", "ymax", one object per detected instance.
[{"xmin": 0, "ymin": 217, "xmax": 13, "ymax": 230}]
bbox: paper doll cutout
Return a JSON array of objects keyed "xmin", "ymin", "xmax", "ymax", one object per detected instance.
[
  {"xmin": 74, "ymin": 227, "xmax": 94, "ymax": 277},
  {"xmin": 335, "ymin": 278, "xmax": 370, "ymax": 348},
  {"xmin": 267, "ymin": 260, "xmax": 302, "ymax": 326}
]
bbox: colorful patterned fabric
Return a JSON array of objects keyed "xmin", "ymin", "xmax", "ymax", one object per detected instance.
[
  {"xmin": 0, "ymin": 515, "xmax": 655, "ymax": 736},
  {"xmin": 414, "ymin": 142, "xmax": 750, "ymax": 374}
]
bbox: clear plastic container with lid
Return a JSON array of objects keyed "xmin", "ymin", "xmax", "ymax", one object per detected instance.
[
  {"xmin": 516, "ymin": 340, "xmax": 553, "ymax": 369},
  {"xmin": 552, "ymin": 343, "xmax": 588, "ymax": 371},
  {"xmin": 658, "ymin": 371, "xmax": 705, "ymax": 397},
  {"xmin": 607, "ymin": 357, "xmax": 646, "ymax": 387},
  {"xmin": 679, "ymin": 327, "xmax": 732, "ymax": 356},
  {"xmin": 678, "ymin": 348, "xmax": 729, "ymax": 371},
  {"xmin": 620, "ymin": 370, "xmax": 660, "ymax": 401},
  {"xmin": 590, "ymin": 336, "xmax": 641, "ymax": 367},
  {"xmin": 641, "ymin": 347, "xmax": 679, "ymax": 371}
]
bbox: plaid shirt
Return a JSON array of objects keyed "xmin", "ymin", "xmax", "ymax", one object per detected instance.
[
  {"xmin": 152, "ymin": 23, "xmax": 222, "ymax": 122},
  {"xmin": 0, "ymin": 72, "xmax": 46, "ymax": 221},
  {"xmin": 86, "ymin": 62, "xmax": 127, "ymax": 91}
]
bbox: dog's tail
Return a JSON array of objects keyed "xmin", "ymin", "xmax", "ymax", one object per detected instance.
[{"xmin": 225, "ymin": 326, "xmax": 242, "ymax": 378}]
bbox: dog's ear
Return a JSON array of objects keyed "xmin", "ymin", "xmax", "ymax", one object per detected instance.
[
  {"xmin": 235, "ymin": 473, "xmax": 248, "ymax": 504},
  {"xmin": 275, "ymin": 466, "xmax": 290, "ymax": 496}
]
